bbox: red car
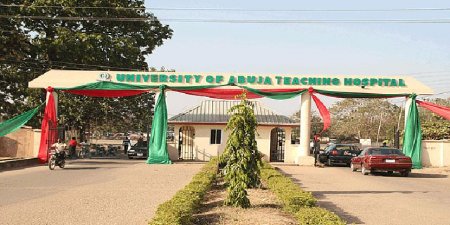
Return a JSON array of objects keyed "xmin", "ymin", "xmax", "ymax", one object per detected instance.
[{"xmin": 350, "ymin": 147, "xmax": 412, "ymax": 177}]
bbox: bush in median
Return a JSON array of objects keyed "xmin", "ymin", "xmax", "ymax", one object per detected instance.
[
  {"xmin": 149, "ymin": 159, "xmax": 218, "ymax": 225},
  {"xmin": 260, "ymin": 162, "xmax": 345, "ymax": 225}
]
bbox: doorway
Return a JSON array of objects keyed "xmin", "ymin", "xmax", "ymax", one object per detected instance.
[
  {"xmin": 270, "ymin": 127, "xmax": 285, "ymax": 162},
  {"xmin": 178, "ymin": 126, "xmax": 195, "ymax": 160}
]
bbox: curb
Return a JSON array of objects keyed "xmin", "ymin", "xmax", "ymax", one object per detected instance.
[{"xmin": 0, "ymin": 158, "xmax": 40, "ymax": 170}]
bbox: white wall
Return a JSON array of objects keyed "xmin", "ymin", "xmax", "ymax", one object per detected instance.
[
  {"xmin": 422, "ymin": 140, "xmax": 450, "ymax": 167},
  {"xmin": 168, "ymin": 124, "xmax": 298, "ymax": 162}
]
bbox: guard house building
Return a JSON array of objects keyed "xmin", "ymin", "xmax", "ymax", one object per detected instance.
[{"xmin": 167, "ymin": 100, "xmax": 299, "ymax": 162}]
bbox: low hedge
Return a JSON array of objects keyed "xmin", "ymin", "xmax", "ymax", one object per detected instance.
[
  {"xmin": 261, "ymin": 163, "xmax": 345, "ymax": 225},
  {"xmin": 149, "ymin": 158, "xmax": 218, "ymax": 225}
]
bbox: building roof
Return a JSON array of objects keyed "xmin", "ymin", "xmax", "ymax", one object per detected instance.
[{"xmin": 169, "ymin": 100, "xmax": 298, "ymax": 126}]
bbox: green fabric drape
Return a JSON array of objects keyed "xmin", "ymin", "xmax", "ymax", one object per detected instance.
[
  {"xmin": 59, "ymin": 81, "xmax": 156, "ymax": 90},
  {"xmin": 315, "ymin": 89, "xmax": 409, "ymax": 98},
  {"xmin": 403, "ymin": 94, "xmax": 422, "ymax": 169},
  {"xmin": 240, "ymin": 86, "xmax": 307, "ymax": 100},
  {"xmin": 147, "ymin": 86, "xmax": 172, "ymax": 164},
  {"xmin": 0, "ymin": 104, "xmax": 43, "ymax": 137}
]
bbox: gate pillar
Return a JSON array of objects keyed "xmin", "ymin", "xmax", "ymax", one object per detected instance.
[{"xmin": 295, "ymin": 91, "xmax": 314, "ymax": 165}]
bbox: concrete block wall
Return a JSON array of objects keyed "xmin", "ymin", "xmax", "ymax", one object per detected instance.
[
  {"xmin": 0, "ymin": 126, "xmax": 40, "ymax": 158},
  {"xmin": 422, "ymin": 140, "xmax": 450, "ymax": 167}
]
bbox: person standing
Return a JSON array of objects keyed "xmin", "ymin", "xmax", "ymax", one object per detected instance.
[
  {"xmin": 123, "ymin": 137, "xmax": 131, "ymax": 154},
  {"xmin": 313, "ymin": 133, "xmax": 321, "ymax": 167},
  {"xmin": 68, "ymin": 137, "xmax": 78, "ymax": 159}
]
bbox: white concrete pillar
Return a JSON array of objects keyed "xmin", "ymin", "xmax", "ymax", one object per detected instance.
[
  {"xmin": 296, "ymin": 92, "xmax": 314, "ymax": 165},
  {"xmin": 45, "ymin": 90, "xmax": 58, "ymax": 117},
  {"xmin": 404, "ymin": 96, "xmax": 413, "ymax": 127}
]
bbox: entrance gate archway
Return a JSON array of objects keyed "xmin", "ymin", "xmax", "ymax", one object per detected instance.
[
  {"xmin": 270, "ymin": 127, "xmax": 285, "ymax": 162},
  {"xmin": 178, "ymin": 126, "xmax": 195, "ymax": 160},
  {"xmin": 28, "ymin": 70, "xmax": 434, "ymax": 166}
]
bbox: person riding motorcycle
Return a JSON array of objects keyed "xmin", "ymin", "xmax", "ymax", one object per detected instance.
[{"xmin": 51, "ymin": 139, "xmax": 67, "ymax": 161}]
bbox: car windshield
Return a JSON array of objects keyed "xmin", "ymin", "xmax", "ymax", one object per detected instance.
[
  {"xmin": 134, "ymin": 141, "xmax": 148, "ymax": 147},
  {"xmin": 335, "ymin": 145, "xmax": 357, "ymax": 151},
  {"xmin": 368, "ymin": 148, "xmax": 403, "ymax": 156}
]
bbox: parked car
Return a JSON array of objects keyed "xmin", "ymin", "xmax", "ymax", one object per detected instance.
[
  {"xmin": 319, "ymin": 143, "xmax": 361, "ymax": 166},
  {"xmin": 350, "ymin": 147, "xmax": 412, "ymax": 176},
  {"xmin": 127, "ymin": 141, "xmax": 148, "ymax": 159}
]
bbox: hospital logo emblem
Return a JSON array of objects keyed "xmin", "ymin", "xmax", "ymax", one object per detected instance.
[{"xmin": 98, "ymin": 73, "xmax": 112, "ymax": 81}]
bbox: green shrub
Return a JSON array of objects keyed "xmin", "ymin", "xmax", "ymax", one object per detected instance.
[
  {"xmin": 261, "ymin": 163, "xmax": 316, "ymax": 212},
  {"xmin": 149, "ymin": 158, "xmax": 218, "ymax": 225},
  {"xmin": 295, "ymin": 207, "xmax": 346, "ymax": 225},
  {"xmin": 260, "ymin": 162, "xmax": 346, "ymax": 225}
]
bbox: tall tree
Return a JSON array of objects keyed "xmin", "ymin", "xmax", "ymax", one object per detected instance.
[
  {"xmin": 1, "ymin": 0, "xmax": 172, "ymax": 134},
  {"xmin": 0, "ymin": 0, "xmax": 41, "ymax": 121},
  {"xmin": 328, "ymin": 99, "xmax": 400, "ymax": 142},
  {"xmin": 222, "ymin": 95, "xmax": 261, "ymax": 208}
]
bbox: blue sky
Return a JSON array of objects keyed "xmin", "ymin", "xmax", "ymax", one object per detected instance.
[{"xmin": 144, "ymin": 0, "xmax": 450, "ymax": 117}]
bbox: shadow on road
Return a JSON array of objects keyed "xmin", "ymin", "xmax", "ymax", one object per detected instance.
[
  {"xmin": 313, "ymin": 190, "xmax": 426, "ymax": 198},
  {"xmin": 318, "ymin": 200, "xmax": 364, "ymax": 224},
  {"xmin": 68, "ymin": 160, "xmax": 137, "ymax": 165},
  {"xmin": 370, "ymin": 172, "xmax": 448, "ymax": 178},
  {"xmin": 409, "ymin": 173, "xmax": 448, "ymax": 178},
  {"xmin": 61, "ymin": 167, "xmax": 105, "ymax": 170}
]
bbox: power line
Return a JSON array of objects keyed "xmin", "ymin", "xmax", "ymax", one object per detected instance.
[
  {"xmin": 2, "ymin": 15, "xmax": 450, "ymax": 23},
  {"xmin": 1, "ymin": 58, "xmax": 147, "ymax": 71},
  {"xmin": 2, "ymin": 5, "xmax": 450, "ymax": 12}
]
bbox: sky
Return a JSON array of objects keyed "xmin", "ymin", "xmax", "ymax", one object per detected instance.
[{"xmin": 144, "ymin": 0, "xmax": 450, "ymax": 117}]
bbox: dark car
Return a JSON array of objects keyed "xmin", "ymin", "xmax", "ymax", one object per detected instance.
[
  {"xmin": 319, "ymin": 143, "xmax": 361, "ymax": 166},
  {"xmin": 351, "ymin": 147, "xmax": 412, "ymax": 176},
  {"xmin": 127, "ymin": 141, "xmax": 148, "ymax": 159}
]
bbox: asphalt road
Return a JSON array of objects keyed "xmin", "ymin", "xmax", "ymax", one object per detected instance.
[
  {"xmin": 277, "ymin": 165, "xmax": 450, "ymax": 225},
  {"xmin": 0, "ymin": 159, "xmax": 203, "ymax": 225}
]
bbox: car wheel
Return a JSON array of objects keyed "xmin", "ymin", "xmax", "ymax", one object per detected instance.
[
  {"xmin": 361, "ymin": 165, "xmax": 369, "ymax": 175},
  {"xmin": 327, "ymin": 159, "xmax": 333, "ymax": 166},
  {"xmin": 387, "ymin": 171, "xmax": 393, "ymax": 175},
  {"xmin": 401, "ymin": 170, "xmax": 410, "ymax": 177},
  {"xmin": 351, "ymin": 163, "xmax": 357, "ymax": 172}
]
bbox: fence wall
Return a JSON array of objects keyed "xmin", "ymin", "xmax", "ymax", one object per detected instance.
[
  {"xmin": 0, "ymin": 126, "xmax": 41, "ymax": 158},
  {"xmin": 422, "ymin": 140, "xmax": 450, "ymax": 167}
]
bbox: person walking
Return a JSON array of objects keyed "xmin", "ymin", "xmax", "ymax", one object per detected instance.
[{"xmin": 68, "ymin": 137, "xmax": 78, "ymax": 159}]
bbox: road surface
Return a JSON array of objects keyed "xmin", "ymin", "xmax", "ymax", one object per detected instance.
[
  {"xmin": 277, "ymin": 165, "xmax": 450, "ymax": 225},
  {"xmin": 0, "ymin": 159, "xmax": 203, "ymax": 225}
]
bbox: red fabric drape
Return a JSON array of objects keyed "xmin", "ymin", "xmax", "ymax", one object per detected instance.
[
  {"xmin": 309, "ymin": 88, "xmax": 331, "ymax": 133},
  {"xmin": 416, "ymin": 100, "xmax": 450, "ymax": 120},
  {"xmin": 38, "ymin": 87, "xmax": 58, "ymax": 163},
  {"xmin": 174, "ymin": 88, "xmax": 261, "ymax": 99},
  {"xmin": 63, "ymin": 90, "xmax": 149, "ymax": 97},
  {"xmin": 173, "ymin": 88, "xmax": 304, "ymax": 100}
]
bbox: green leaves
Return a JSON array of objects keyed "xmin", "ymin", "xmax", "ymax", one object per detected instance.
[
  {"xmin": 222, "ymin": 96, "xmax": 262, "ymax": 208},
  {"xmin": 1, "ymin": 0, "xmax": 172, "ymax": 133}
]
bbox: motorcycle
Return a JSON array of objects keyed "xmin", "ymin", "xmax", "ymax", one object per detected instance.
[
  {"xmin": 91, "ymin": 145, "xmax": 106, "ymax": 157},
  {"xmin": 48, "ymin": 150, "xmax": 66, "ymax": 170},
  {"xmin": 78, "ymin": 145, "xmax": 90, "ymax": 159},
  {"xmin": 106, "ymin": 145, "xmax": 118, "ymax": 157}
]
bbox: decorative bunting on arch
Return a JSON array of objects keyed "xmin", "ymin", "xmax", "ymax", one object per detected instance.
[
  {"xmin": 416, "ymin": 100, "xmax": 450, "ymax": 121},
  {"xmin": 38, "ymin": 87, "xmax": 58, "ymax": 163},
  {"xmin": 308, "ymin": 87, "xmax": 331, "ymax": 133},
  {"xmin": 403, "ymin": 95, "xmax": 422, "ymax": 169}
]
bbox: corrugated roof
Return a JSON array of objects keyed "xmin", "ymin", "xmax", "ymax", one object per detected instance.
[{"xmin": 169, "ymin": 100, "xmax": 298, "ymax": 126}]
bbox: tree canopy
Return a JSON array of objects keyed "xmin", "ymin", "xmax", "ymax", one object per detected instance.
[{"xmin": 0, "ymin": 0, "xmax": 173, "ymax": 136}]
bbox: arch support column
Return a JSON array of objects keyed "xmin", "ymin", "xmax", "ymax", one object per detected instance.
[{"xmin": 295, "ymin": 91, "xmax": 315, "ymax": 165}]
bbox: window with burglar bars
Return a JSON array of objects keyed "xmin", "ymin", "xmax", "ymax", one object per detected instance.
[{"xmin": 210, "ymin": 129, "xmax": 222, "ymax": 144}]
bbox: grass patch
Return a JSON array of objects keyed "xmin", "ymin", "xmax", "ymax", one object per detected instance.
[
  {"xmin": 149, "ymin": 159, "xmax": 218, "ymax": 225},
  {"xmin": 261, "ymin": 162, "xmax": 346, "ymax": 225}
]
